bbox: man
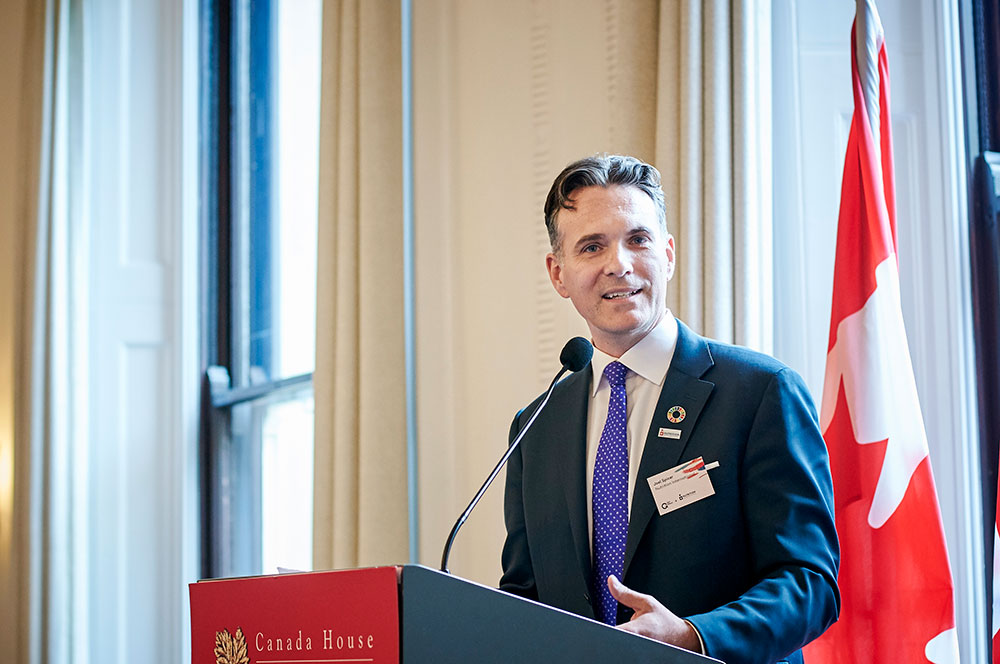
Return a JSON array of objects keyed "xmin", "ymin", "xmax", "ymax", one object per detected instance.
[{"xmin": 500, "ymin": 155, "xmax": 839, "ymax": 664}]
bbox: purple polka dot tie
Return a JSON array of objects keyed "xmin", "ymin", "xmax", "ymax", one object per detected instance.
[{"xmin": 592, "ymin": 360, "xmax": 629, "ymax": 625}]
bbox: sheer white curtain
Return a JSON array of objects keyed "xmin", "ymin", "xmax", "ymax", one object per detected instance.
[
  {"xmin": 656, "ymin": 0, "xmax": 772, "ymax": 350},
  {"xmin": 2, "ymin": 0, "xmax": 88, "ymax": 661},
  {"xmin": 312, "ymin": 0, "xmax": 410, "ymax": 570}
]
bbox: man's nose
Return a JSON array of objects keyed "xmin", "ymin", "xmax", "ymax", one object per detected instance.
[{"xmin": 604, "ymin": 244, "xmax": 633, "ymax": 276}]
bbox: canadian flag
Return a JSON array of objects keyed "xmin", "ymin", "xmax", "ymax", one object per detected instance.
[{"xmin": 802, "ymin": 2, "xmax": 959, "ymax": 662}]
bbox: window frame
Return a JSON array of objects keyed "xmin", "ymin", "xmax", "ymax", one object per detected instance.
[
  {"xmin": 966, "ymin": 0, "xmax": 1000, "ymax": 653},
  {"xmin": 197, "ymin": 0, "xmax": 316, "ymax": 580}
]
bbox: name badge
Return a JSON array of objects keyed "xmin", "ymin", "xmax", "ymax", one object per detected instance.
[{"xmin": 646, "ymin": 456, "xmax": 719, "ymax": 516}]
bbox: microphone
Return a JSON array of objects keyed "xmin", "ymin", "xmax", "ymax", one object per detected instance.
[
  {"xmin": 560, "ymin": 336, "xmax": 594, "ymax": 372},
  {"xmin": 440, "ymin": 337, "xmax": 594, "ymax": 573}
]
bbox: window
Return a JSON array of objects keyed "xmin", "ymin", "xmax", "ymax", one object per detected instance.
[
  {"xmin": 199, "ymin": 0, "xmax": 323, "ymax": 579},
  {"xmin": 967, "ymin": 0, "xmax": 1000, "ymax": 631}
]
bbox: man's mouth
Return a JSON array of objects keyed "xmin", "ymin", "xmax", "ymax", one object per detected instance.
[{"xmin": 603, "ymin": 289, "xmax": 641, "ymax": 300}]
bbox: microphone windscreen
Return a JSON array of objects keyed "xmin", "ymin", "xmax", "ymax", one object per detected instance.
[{"xmin": 560, "ymin": 337, "xmax": 594, "ymax": 372}]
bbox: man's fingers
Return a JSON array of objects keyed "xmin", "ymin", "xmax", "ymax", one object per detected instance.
[
  {"xmin": 606, "ymin": 577, "xmax": 698, "ymax": 651},
  {"xmin": 607, "ymin": 575, "xmax": 651, "ymax": 612}
]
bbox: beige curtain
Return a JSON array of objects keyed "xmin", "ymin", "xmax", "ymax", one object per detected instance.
[
  {"xmin": 312, "ymin": 0, "xmax": 410, "ymax": 570},
  {"xmin": 0, "ymin": 1, "xmax": 37, "ymax": 659},
  {"xmin": 0, "ymin": 0, "xmax": 41, "ymax": 659},
  {"xmin": 1, "ymin": 0, "xmax": 86, "ymax": 661},
  {"xmin": 657, "ymin": 0, "xmax": 772, "ymax": 350}
]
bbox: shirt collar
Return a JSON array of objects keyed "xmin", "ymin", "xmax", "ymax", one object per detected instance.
[{"xmin": 590, "ymin": 312, "xmax": 678, "ymax": 396}]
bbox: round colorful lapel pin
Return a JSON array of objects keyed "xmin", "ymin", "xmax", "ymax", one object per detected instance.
[{"xmin": 666, "ymin": 405, "xmax": 686, "ymax": 424}]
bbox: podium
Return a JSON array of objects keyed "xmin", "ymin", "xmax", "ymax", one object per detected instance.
[{"xmin": 190, "ymin": 565, "xmax": 720, "ymax": 663}]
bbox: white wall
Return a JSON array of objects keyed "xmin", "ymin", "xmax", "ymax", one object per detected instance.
[
  {"xmin": 83, "ymin": 0, "xmax": 197, "ymax": 660},
  {"xmin": 772, "ymin": 0, "xmax": 983, "ymax": 659}
]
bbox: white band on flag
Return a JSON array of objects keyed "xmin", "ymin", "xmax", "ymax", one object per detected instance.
[{"xmin": 855, "ymin": 0, "xmax": 885, "ymax": 169}]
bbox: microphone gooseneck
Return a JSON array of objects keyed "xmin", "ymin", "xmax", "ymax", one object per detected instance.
[{"xmin": 439, "ymin": 337, "xmax": 594, "ymax": 573}]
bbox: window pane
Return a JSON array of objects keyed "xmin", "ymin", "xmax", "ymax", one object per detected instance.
[
  {"xmin": 242, "ymin": 0, "xmax": 322, "ymax": 384},
  {"xmin": 260, "ymin": 389, "xmax": 314, "ymax": 573},
  {"xmin": 273, "ymin": 0, "xmax": 321, "ymax": 379}
]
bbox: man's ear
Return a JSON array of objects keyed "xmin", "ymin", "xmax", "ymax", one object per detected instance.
[
  {"xmin": 664, "ymin": 234, "xmax": 676, "ymax": 282},
  {"xmin": 546, "ymin": 253, "xmax": 570, "ymax": 299}
]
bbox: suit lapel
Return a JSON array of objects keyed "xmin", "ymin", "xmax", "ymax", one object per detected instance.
[
  {"xmin": 623, "ymin": 321, "xmax": 715, "ymax": 577},
  {"xmin": 543, "ymin": 367, "xmax": 593, "ymax": 587}
]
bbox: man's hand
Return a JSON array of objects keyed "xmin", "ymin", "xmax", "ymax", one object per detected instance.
[{"xmin": 607, "ymin": 576, "xmax": 701, "ymax": 652}]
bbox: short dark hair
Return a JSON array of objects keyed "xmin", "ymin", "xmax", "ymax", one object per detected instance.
[{"xmin": 544, "ymin": 154, "xmax": 667, "ymax": 253}]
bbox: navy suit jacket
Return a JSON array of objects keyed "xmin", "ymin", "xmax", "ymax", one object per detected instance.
[{"xmin": 500, "ymin": 321, "xmax": 839, "ymax": 664}]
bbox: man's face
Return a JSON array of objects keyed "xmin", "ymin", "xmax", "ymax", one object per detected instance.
[{"xmin": 546, "ymin": 185, "xmax": 675, "ymax": 357}]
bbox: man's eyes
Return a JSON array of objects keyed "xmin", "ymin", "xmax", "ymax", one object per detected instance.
[{"xmin": 579, "ymin": 237, "xmax": 649, "ymax": 253}]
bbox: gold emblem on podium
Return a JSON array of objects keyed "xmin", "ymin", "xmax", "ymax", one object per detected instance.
[{"xmin": 215, "ymin": 627, "xmax": 250, "ymax": 664}]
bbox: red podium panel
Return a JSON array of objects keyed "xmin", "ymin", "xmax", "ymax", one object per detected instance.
[{"xmin": 189, "ymin": 567, "xmax": 400, "ymax": 664}]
